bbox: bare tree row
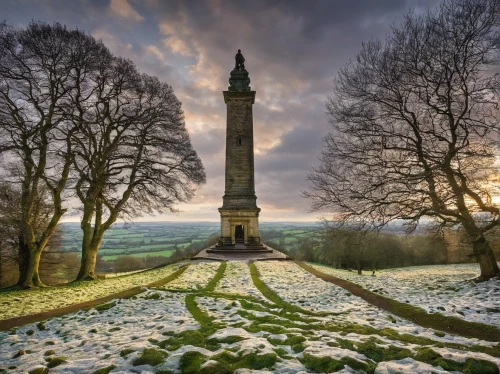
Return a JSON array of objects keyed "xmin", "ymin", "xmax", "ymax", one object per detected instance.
[{"xmin": 0, "ymin": 22, "xmax": 205, "ymax": 288}]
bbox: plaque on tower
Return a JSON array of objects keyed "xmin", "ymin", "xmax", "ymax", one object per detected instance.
[{"xmin": 208, "ymin": 50, "xmax": 270, "ymax": 253}]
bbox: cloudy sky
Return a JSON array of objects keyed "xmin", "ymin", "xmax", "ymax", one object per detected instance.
[{"xmin": 4, "ymin": 0, "xmax": 439, "ymax": 222}]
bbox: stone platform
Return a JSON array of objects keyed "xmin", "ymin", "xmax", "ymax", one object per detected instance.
[{"xmin": 192, "ymin": 243, "xmax": 290, "ymax": 261}]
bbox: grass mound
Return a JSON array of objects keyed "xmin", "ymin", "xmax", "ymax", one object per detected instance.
[
  {"xmin": 300, "ymin": 352, "xmax": 376, "ymax": 374},
  {"xmin": 132, "ymin": 348, "xmax": 168, "ymax": 366}
]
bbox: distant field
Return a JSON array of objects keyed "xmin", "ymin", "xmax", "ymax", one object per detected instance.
[
  {"xmin": 102, "ymin": 249, "xmax": 176, "ymax": 260},
  {"xmin": 59, "ymin": 222, "xmax": 219, "ymax": 260},
  {"xmin": 58, "ymin": 221, "xmax": 324, "ymax": 259}
]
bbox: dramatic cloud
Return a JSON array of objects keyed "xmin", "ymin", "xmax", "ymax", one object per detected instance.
[
  {"xmin": 162, "ymin": 35, "xmax": 196, "ymax": 57},
  {"xmin": 109, "ymin": 0, "xmax": 144, "ymax": 22},
  {"xmin": 3, "ymin": 0, "xmax": 440, "ymax": 222}
]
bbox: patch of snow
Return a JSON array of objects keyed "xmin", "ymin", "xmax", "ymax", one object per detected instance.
[
  {"xmin": 267, "ymin": 334, "xmax": 288, "ymax": 342},
  {"xmin": 215, "ymin": 261, "xmax": 265, "ymax": 299},
  {"xmin": 434, "ymin": 347, "xmax": 500, "ymax": 369},
  {"xmin": 303, "ymin": 340, "xmax": 372, "ymax": 365},
  {"xmin": 374, "ymin": 357, "xmax": 449, "ymax": 374},
  {"xmin": 166, "ymin": 261, "xmax": 220, "ymax": 290},
  {"xmin": 208, "ymin": 327, "xmax": 254, "ymax": 340}
]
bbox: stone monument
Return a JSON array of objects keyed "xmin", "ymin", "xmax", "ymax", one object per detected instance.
[{"xmin": 210, "ymin": 50, "xmax": 268, "ymax": 251}]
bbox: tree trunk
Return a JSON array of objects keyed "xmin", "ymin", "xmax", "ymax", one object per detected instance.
[
  {"xmin": 19, "ymin": 246, "xmax": 43, "ymax": 288},
  {"xmin": 16, "ymin": 238, "xmax": 30, "ymax": 286},
  {"xmin": 76, "ymin": 219, "xmax": 101, "ymax": 281},
  {"xmin": 472, "ymin": 235, "xmax": 499, "ymax": 281},
  {"xmin": 76, "ymin": 245, "xmax": 99, "ymax": 281}
]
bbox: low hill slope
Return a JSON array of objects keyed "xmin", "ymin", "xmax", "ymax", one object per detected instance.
[{"xmin": 0, "ymin": 260, "xmax": 499, "ymax": 374}]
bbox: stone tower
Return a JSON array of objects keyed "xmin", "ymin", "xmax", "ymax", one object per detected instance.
[{"xmin": 217, "ymin": 50, "xmax": 262, "ymax": 247}]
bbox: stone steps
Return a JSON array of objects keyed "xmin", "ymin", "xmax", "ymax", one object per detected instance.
[{"xmin": 206, "ymin": 246, "xmax": 273, "ymax": 254}]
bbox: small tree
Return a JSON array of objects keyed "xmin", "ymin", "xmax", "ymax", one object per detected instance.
[{"xmin": 306, "ymin": 0, "xmax": 500, "ymax": 280}]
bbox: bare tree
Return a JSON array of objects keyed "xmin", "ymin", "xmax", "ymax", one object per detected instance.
[
  {"xmin": 0, "ymin": 180, "xmax": 58, "ymax": 286},
  {"xmin": 69, "ymin": 58, "xmax": 206, "ymax": 281},
  {"xmin": 305, "ymin": 0, "xmax": 500, "ymax": 280},
  {"xmin": 0, "ymin": 22, "xmax": 111, "ymax": 287}
]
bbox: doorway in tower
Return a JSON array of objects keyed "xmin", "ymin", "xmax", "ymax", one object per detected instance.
[{"xmin": 235, "ymin": 225, "xmax": 244, "ymax": 244}]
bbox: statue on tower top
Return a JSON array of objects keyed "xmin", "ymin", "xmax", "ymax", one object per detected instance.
[
  {"xmin": 229, "ymin": 48, "xmax": 251, "ymax": 91},
  {"xmin": 235, "ymin": 49, "xmax": 245, "ymax": 71}
]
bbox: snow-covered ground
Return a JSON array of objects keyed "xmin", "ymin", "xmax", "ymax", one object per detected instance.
[
  {"xmin": 0, "ymin": 289, "xmax": 199, "ymax": 373},
  {"xmin": 254, "ymin": 261, "xmax": 498, "ymax": 345},
  {"xmin": 1, "ymin": 260, "xmax": 499, "ymax": 374},
  {"xmin": 0, "ymin": 263, "xmax": 183, "ymax": 320},
  {"xmin": 214, "ymin": 261, "xmax": 265, "ymax": 299},
  {"xmin": 310, "ymin": 262, "xmax": 500, "ymax": 327},
  {"xmin": 166, "ymin": 260, "xmax": 220, "ymax": 290}
]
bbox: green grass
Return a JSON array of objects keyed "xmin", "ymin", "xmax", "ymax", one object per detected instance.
[
  {"xmin": 300, "ymin": 353, "xmax": 376, "ymax": 374},
  {"xmin": 130, "ymin": 243, "xmax": 177, "ymax": 249},
  {"xmin": 184, "ymin": 294, "xmax": 224, "ymax": 340},
  {"xmin": 204, "ymin": 262, "xmax": 227, "ymax": 292},
  {"xmin": 200, "ymin": 351, "xmax": 277, "ymax": 373},
  {"xmin": 91, "ymin": 365, "xmax": 116, "ymax": 374},
  {"xmin": 120, "ymin": 349, "xmax": 134, "ymax": 357},
  {"xmin": 153, "ymin": 329, "xmax": 220, "ymax": 352},
  {"xmin": 413, "ymin": 348, "xmax": 499, "ymax": 373},
  {"xmin": 132, "ymin": 348, "xmax": 168, "ymax": 366},
  {"xmin": 46, "ymin": 356, "xmax": 67, "ymax": 368},
  {"xmin": 179, "ymin": 351, "xmax": 206, "ymax": 373},
  {"xmin": 328, "ymin": 338, "xmax": 413, "ymax": 363},
  {"xmin": 28, "ymin": 368, "xmax": 48, "ymax": 374},
  {"xmin": 282, "ymin": 230, "xmax": 308, "ymax": 235}
]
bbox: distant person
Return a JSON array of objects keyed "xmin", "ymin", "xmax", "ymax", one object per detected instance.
[{"xmin": 372, "ymin": 270, "xmax": 376, "ymax": 277}]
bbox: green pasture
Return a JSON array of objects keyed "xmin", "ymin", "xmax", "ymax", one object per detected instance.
[
  {"xmin": 282, "ymin": 230, "xmax": 308, "ymax": 235},
  {"xmin": 101, "ymin": 249, "xmax": 176, "ymax": 260},
  {"xmin": 99, "ymin": 245, "xmax": 175, "ymax": 254}
]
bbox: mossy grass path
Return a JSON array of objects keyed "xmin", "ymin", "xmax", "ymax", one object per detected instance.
[
  {"xmin": 1, "ymin": 260, "xmax": 499, "ymax": 373},
  {"xmin": 297, "ymin": 261, "xmax": 500, "ymax": 342}
]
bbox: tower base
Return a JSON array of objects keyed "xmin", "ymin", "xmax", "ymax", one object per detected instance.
[{"xmin": 217, "ymin": 207, "xmax": 262, "ymax": 247}]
